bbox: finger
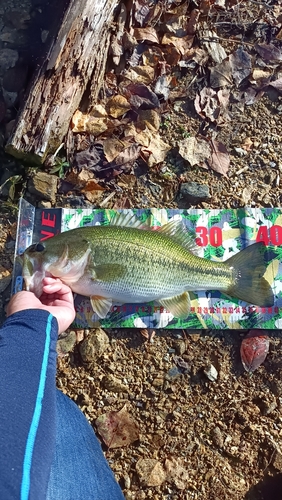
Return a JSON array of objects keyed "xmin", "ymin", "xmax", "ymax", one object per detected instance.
[
  {"xmin": 42, "ymin": 282, "xmax": 73, "ymax": 297},
  {"xmin": 42, "ymin": 277, "xmax": 62, "ymax": 286}
]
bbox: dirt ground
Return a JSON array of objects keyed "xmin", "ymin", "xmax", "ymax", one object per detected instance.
[{"xmin": 1, "ymin": 1, "xmax": 282, "ymax": 498}]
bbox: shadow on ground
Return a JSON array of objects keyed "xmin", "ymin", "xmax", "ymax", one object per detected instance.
[{"xmin": 245, "ymin": 473, "xmax": 282, "ymax": 500}]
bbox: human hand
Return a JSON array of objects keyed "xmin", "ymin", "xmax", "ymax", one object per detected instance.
[{"xmin": 7, "ymin": 277, "xmax": 76, "ymax": 334}]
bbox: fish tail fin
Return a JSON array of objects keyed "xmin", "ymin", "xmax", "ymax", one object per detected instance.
[{"xmin": 226, "ymin": 242, "xmax": 274, "ymax": 307}]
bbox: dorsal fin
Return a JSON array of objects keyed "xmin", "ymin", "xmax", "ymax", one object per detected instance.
[
  {"xmin": 110, "ymin": 211, "xmax": 200, "ymax": 255},
  {"xmin": 157, "ymin": 219, "xmax": 200, "ymax": 255},
  {"xmin": 110, "ymin": 211, "xmax": 149, "ymax": 229}
]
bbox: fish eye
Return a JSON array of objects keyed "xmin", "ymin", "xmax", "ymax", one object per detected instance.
[{"xmin": 28, "ymin": 243, "xmax": 45, "ymax": 252}]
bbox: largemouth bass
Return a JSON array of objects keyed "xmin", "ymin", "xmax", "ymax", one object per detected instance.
[{"xmin": 21, "ymin": 213, "xmax": 274, "ymax": 319}]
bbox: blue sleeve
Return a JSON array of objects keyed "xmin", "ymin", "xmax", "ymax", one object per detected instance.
[{"xmin": 0, "ymin": 309, "xmax": 58, "ymax": 500}]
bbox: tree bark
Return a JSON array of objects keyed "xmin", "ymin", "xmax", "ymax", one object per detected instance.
[{"xmin": 6, "ymin": 0, "xmax": 118, "ymax": 164}]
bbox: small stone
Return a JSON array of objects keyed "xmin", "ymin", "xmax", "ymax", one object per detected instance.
[
  {"xmin": 0, "ymin": 48, "xmax": 18, "ymax": 75},
  {"xmin": 152, "ymin": 375, "xmax": 164, "ymax": 388},
  {"xmin": 123, "ymin": 473, "xmax": 131, "ymax": 490},
  {"xmin": 203, "ymin": 363, "xmax": 218, "ymax": 381},
  {"xmin": 234, "ymin": 147, "xmax": 248, "ymax": 157},
  {"xmin": 2, "ymin": 89, "xmax": 17, "ymax": 108},
  {"xmin": 273, "ymin": 449, "xmax": 282, "ymax": 471},
  {"xmin": 103, "ymin": 374, "xmax": 128, "ymax": 393},
  {"xmin": 3, "ymin": 10, "xmax": 30, "ymax": 30},
  {"xmin": 136, "ymin": 458, "xmax": 166, "ymax": 487},
  {"xmin": 79, "ymin": 328, "xmax": 109, "ymax": 362},
  {"xmin": 3, "ymin": 64, "xmax": 28, "ymax": 92},
  {"xmin": 211, "ymin": 426, "xmax": 224, "ymax": 448},
  {"xmin": 178, "ymin": 182, "xmax": 210, "ymax": 205},
  {"xmin": 165, "ymin": 366, "xmax": 183, "ymax": 380},
  {"xmin": 37, "ymin": 200, "xmax": 52, "ymax": 208},
  {"xmin": 57, "ymin": 331, "xmax": 76, "ymax": 357},
  {"xmin": 173, "ymin": 340, "xmax": 186, "ymax": 355},
  {"xmin": 28, "ymin": 171, "xmax": 58, "ymax": 203}
]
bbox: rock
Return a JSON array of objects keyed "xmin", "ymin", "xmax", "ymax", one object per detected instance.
[
  {"xmin": 178, "ymin": 182, "xmax": 210, "ymax": 205},
  {"xmin": 211, "ymin": 426, "xmax": 224, "ymax": 448},
  {"xmin": 272, "ymin": 449, "xmax": 282, "ymax": 471},
  {"xmin": 57, "ymin": 331, "xmax": 76, "ymax": 357},
  {"xmin": 136, "ymin": 458, "xmax": 166, "ymax": 487},
  {"xmin": 38, "ymin": 200, "xmax": 52, "ymax": 208},
  {"xmin": 123, "ymin": 473, "xmax": 131, "ymax": 490},
  {"xmin": 3, "ymin": 64, "xmax": 28, "ymax": 92},
  {"xmin": 28, "ymin": 171, "xmax": 58, "ymax": 203},
  {"xmin": 103, "ymin": 374, "xmax": 128, "ymax": 393},
  {"xmin": 165, "ymin": 366, "xmax": 183, "ymax": 380},
  {"xmin": 0, "ymin": 48, "xmax": 18, "ymax": 75},
  {"xmin": 203, "ymin": 363, "xmax": 218, "ymax": 381},
  {"xmin": 151, "ymin": 375, "xmax": 164, "ymax": 388},
  {"xmin": 79, "ymin": 328, "xmax": 109, "ymax": 362},
  {"xmin": 3, "ymin": 10, "xmax": 31, "ymax": 30},
  {"xmin": 234, "ymin": 147, "xmax": 248, "ymax": 157},
  {"xmin": 173, "ymin": 339, "xmax": 186, "ymax": 355}
]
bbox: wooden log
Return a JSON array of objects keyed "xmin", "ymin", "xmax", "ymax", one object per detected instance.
[{"xmin": 5, "ymin": 0, "xmax": 118, "ymax": 164}]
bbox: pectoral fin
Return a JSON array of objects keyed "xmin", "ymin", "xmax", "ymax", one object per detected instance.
[
  {"xmin": 90, "ymin": 296, "xmax": 113, "ymax": 318},
  {"xmin": 159, "ymin": 292, "xmax": 191, "ymax": 319}
]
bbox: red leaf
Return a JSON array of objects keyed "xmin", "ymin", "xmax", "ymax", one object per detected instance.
[
  {"xmin": 240, "ymin": 331, "xmax": 270, "ymax": 373},
  {"xmin": 95, "ymin": 405, "xmax": 139, "ymax": 448}
]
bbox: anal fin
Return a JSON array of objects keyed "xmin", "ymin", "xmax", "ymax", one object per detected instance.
[
  {"xmin": 159, "ymin": 292, "xmax": 191, "ymax": 319},
  {"xmin": 90, "ymin": 296, "xmax": 113, "ymax": 318}
]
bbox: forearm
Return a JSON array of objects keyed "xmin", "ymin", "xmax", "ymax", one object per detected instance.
[{"xmin": 0, "ymin": 309, "xmax": 58, "ymax": 500}]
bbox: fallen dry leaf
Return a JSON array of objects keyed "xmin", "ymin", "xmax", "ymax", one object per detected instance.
[
  {"xmin": 75, "ymin": 145, "xmax": 102, "ymax": 171},
  {"xmin": 133, "ymin": 0, "xmax": 150, "ymax": 26},
  {"xmin": 208, "ymin": 139, "xmax": 230, "ymax": 176},
  {"xmin": 126, "ymin": 82, "xmax": 160, "ymax": 110},
  {"xmin": 137, "ymin": 109, "xmax": 160, "ymax": 131},
  {"xmin": 117, "ymin": 173, "xmax": 136, "ymax": 188},
  {"xmin": 110, "ymin": 3, "xmax": 126, "ymax": 66},
  {"xmin": 103, "ymin": 137, "xmax": 128, "ymax": 162},
  {"xmin": 194, "ymin": 87, "xmax": 230, "ymax": 125},
  {"xmin": 81, "ymin": 179, "xmax": 106, "ymax": 192},
  {"xmin": 134, "ymin": 27, "xmax": 159, "ymax": 44},
  {"xmin": 268, "ymin": 77, "xmax": 282, "ymax": 92},
  {"xmin": 255, "ymin": 43, "xmax": 282, "ymax": 63},
  {"xmin": 113, "ymin": 197, "xmax": 132, "ymax": 208},
  {"xmin": 124, "ymin": 65, "xmax": 155, "ymax": 84},
  {"xmin": 229, "ymin": 47, "xmax": 252, "ymax": 87},
  {"xmin": 112, "ymin": 143, "xmax": 141, "ymax": 167},
  {"xmin": 165, "ymin": 457, "xmax": 189, "ymax": 490},
  {"xmin": 161, "ymin": 33, "xmax": 194, "ymax": 55},
  {"xmin": 178, "ymin": 136, "xmax": 211, "ymax": 167},
  {"xmin": 154, "ymin": 75, "xmax": 172, "ymax": 100},
  {"xmin": 123, "ymin": 123, "xmax": 170, "ymax": 166},
  {"xmin": 136, "ymin": 459, "xmax": 166, "ymax": 487},
  {"xmin": 83, "ymin": 190, "xmax": 105, "ymax": 203},
  {"xmin": 105, "ymin": 95, "xmax": 131, "ymax": 118},
  {"xmin": 201, "ymin": 25, "xmax": 227, "ymax": 63},
  {"xmin": 143, "ymin": 131, "xmax": 171, "ymax": 167},
  {"xmin": 209, "ymin": 58, "xmax": 233, "ymax": 88},
  {"xmin": 187, "ymin": 8, "xmax": 200, "ymax": 36},
  {"xmin": 95, "ymin": 405, "xmax": 139, "ymax": 448}
]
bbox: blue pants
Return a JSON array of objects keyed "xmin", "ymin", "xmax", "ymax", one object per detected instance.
[{"xmin": 0, "ymin": 310, "xmax": 124, "ymax": 500}]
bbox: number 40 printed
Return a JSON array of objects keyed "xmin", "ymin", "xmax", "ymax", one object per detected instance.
[{"xmin": 194, "ymin": 225, "xmax": 282, "ymax": 248}]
